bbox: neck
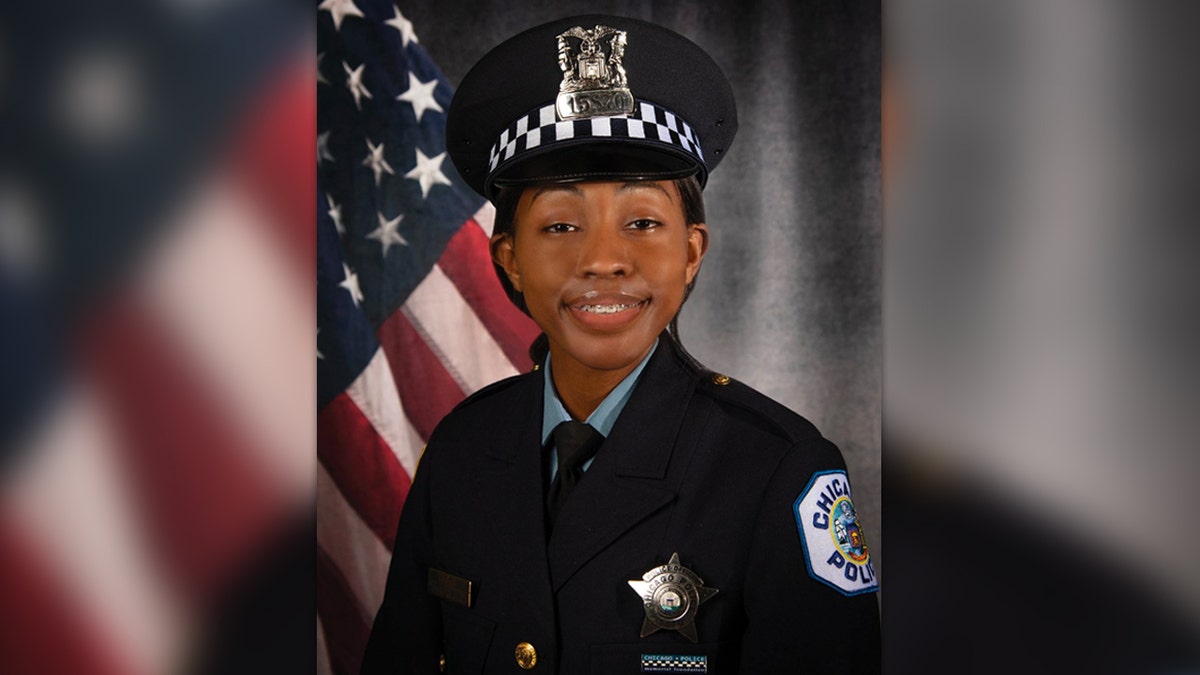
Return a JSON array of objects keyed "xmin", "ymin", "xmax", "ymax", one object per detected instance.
[{"xmin": 548, "ymin": 351, "xmax": 647, "ymax": 421}]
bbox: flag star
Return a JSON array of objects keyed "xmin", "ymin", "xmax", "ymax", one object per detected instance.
[
  {"xmin": 318, "ymin": 131, "xmax": 335, "ymax": 165},
  {"xmin": 61, "ymin": 45, "xmax": 142, "ymax": 147},
  {"xmin": 396, "ymin": 72, "xmax": 443, "ymax": 123},
  {"xmin": 317, "ymin": 53, "xmax": 329, "ymax": 86},
  {"xmin": 319, "ymin": 0, "xmax": 364, "ymax": 31},
  {"xmin": 343, "ymin": 61, "xmax": 373, "ymax": 110},
  {"xmin": 367, "ymin": 211, "xmax": 408, "ymax": 256},
  {"xmin": 405, "ymin": 148, "xmax": 452, "ymax": 198},
  {"xmin": 339, "ymin": 262, "xmax": 364, "ymax": 306},
  {"xmin": 0, "ymin": 179, "xmax": 43, "ymax": 281},
  {"xmin": 326, "ymin": 193, "xmax": 345, "ymax": 236},
  {"xmin": 385, "ymin": 5, "xmax": 420, "ymax": 46},
  {"xmin": 362, "ymin": 139, "xmax": 395, "ymax": 186}
]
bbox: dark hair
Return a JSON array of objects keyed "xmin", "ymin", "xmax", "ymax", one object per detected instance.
[{"xmin": 491, "ymin": 175, "xmax": 708, "ymax": 372}]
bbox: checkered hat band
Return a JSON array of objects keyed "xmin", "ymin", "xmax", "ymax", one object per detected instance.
[{"xmin": 488, "ymin": 100, "xmax": 704, "ymax": 174}]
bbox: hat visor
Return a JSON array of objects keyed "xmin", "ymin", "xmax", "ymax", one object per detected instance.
[{"xmin": 486, "ymin": 141, "xmax": 704, "ymax": 200}]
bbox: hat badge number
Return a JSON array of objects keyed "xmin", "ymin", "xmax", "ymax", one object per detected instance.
[
  {"xmin": 556, "ymin": 25, "xmax": 635, "ymax": 121},
  {"xmin": 627, "ymin": 552, "xmax": 718, "ymax": 643}
]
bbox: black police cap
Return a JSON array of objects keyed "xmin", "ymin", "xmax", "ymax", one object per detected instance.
[{"xmin": 446, "ymin": 15, "xmax": 737, "ymax": 201}]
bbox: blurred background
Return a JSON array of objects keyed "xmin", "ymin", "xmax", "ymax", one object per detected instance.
[
  {"xmin": 885, "ymin": 0, "xmax": 1200, "ymax": 672},
  {"xmin": 0, "ymin": 0, "xmax": 314, "ymax": 673},
  {"xmin": 3, "ymin": 0, "xmax": 1200, "ymax": 673}
]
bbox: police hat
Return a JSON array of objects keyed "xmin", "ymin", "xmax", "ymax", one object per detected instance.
[{"xmin": 446, "ymin": 15, "xmax": 737, "ymax": 201}]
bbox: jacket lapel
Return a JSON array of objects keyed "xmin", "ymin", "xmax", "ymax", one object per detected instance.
[
  {"xmin": 476, "ymin": 372, "xmax": 555, "ymax": 597},
  {"xmin": 547, "ymin": 342, "xmax": 699, "ymax": 591}
]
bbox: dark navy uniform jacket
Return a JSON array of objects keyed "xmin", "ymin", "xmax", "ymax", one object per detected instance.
[{"xmin": 361, "ymin": 339, "xmax": 880, "ymax": 674}]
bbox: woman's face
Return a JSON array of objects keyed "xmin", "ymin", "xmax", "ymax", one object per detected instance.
[{"xmin": 491, "ymin": 180, "xmax": 707, "ymax": 380}]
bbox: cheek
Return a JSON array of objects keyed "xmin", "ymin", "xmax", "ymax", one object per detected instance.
[
  {"xmin": 511, "ymin": 250, "xmax": 562, "ymax": 307},
  {"xmin": 644, "ymin": 251, "xmax": 693, "ymax": 304},
  {"xmin": 663, "ymin": 240, "xmax": 697, "ymax": 282}
]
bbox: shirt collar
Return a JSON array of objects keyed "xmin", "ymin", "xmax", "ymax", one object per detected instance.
[{"xmin": 541, "ymin": 339, "xmax": 659, "ymax": 444}]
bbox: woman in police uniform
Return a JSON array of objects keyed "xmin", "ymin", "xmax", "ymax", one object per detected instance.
[{"xmin": 362, "ymin": 15, "xmax": 880, "ymax": 674}]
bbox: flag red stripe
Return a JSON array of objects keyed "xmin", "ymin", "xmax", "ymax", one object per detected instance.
[
  {"xmin": 375, "ymin": 310, "xmax": 467, "ymax": 441},
  {"xmin": 231, "ymin": 58, "xmax": 317, "ymax": 280},
  {"xmin": 318, "ymin": 392, "xmax": 411, "ymax": 550},
  {"xmin": 437, "ymin": 220, "xmax": 538, "ymax": 372},
  {"xmin": 317, "ymin": 545, "xmax": 370, "ymax": 675},
  {"xmin": 0, "ymin": 513, "xmax": 136, "ymax": 675},
  {"xmin": 74, "ymin": 299, "xmax": 290, "ymax": 603}
]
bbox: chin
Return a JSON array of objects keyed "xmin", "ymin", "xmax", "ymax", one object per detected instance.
[{"xmin": 555, "ymin": 331, "xmax": 659, "ymax": 373}]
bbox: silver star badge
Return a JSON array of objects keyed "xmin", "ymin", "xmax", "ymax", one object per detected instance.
[{"xmin": 627, "ymin": 552, "xmax": 718, "ymax": 642}]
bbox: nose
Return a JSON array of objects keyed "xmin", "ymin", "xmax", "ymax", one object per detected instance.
[{"xmin": 577, "ymin": 224, "xmax": 631, "ymax": 278}]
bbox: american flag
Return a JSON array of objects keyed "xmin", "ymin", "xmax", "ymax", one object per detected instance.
[{"xmin": 316, "ymin": 2, "xmax": 539, "ymax": 673}]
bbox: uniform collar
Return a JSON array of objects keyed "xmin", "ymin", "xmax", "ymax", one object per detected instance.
[{"xmin": 541, "ymin": 339, "xmax": 659, "ymax": 444}]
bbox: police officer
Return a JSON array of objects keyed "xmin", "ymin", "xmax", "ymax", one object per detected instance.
[{"xmin": 362, "ymin": 14, "xmax": 880, "ymax": 674}]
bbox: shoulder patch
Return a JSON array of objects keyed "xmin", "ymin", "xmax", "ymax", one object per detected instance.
[{"xmin": 793, "ymin": 470, "xmax": 878, "ymax": 596}]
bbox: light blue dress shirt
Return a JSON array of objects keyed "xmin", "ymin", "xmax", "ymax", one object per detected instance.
[{"xmin": 541, "ymin": 339, "xmax": 658, "ymax": 478}]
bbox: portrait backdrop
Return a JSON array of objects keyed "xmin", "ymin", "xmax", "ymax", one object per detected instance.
[{"xmin": 317, "ymin": 1, "xmax": 879, "ymax": 672}]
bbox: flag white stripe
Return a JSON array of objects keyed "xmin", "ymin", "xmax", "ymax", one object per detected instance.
[
  {"xmin": 317, "ymin": 464, "xmax": 391, "ymax": 618},
  {"xmin": 402, "ymin": 265, "xmax": 518, "ymax": 395},
  {"xmin": 138, "ymin": 176, "xmax": 315, "ymax": 503},
  {"xmin": 473, "ymin": 202, "xmax": 495, "ymax": 237},
  {"xmin": 8, "ymin": 383, "xmax": 186, "ymax": 675},
  {"xmin": 344, "ymin": 348, "xmax": 423, "ymax": 477}
]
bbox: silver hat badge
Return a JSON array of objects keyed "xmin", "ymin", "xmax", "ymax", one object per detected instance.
[{"xmin": 555, "ymin": 25, "xmax": 635, "ymax": 121}]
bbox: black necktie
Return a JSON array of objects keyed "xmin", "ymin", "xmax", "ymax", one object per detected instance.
[{"xmin": 545, "ymin": 420, "xmax": 605, "ymax": 528}]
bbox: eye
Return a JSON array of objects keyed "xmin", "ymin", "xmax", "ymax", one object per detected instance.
[
  {"xmin": 626, "ymin": 219, "xmax": 661, "ymax": 231},
  {"xmin": 543, "ymin": 222, "xmax": 577, "ymax": 233}
]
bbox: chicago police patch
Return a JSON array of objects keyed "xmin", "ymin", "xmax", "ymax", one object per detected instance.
[{"xmin": 793, "ymin": 470, "xmax": 878, "ymax": 596}]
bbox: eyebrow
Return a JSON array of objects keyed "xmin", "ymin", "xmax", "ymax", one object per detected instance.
[{"xmin": 617, "ymin": 181, "xmax": 673, "ymax": 200}]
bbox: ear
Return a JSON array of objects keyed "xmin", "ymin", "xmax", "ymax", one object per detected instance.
[
  {"xmin": 685, "ymin": 223, "xmax": 709, "ymax": 284},
  {"xmin": 490, "ymin": 233, "xmax": 522, "ymax": 292}
]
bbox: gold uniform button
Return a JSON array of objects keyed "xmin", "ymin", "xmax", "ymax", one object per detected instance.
[
  {"xmin": 438, "ymin": 653, "xmax": 446, "ymax": 672},
  {"xmin": 514, "ymin": 642, "xmax": 538, "ymax": 670},
  {"xmin": 711, "ymin": 373, "xmax": 731, "ymax": 386}
]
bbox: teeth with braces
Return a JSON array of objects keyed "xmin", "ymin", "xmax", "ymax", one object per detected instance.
[{"xmin": 578, "ymin": 303, "xmax": 640, "ymax": 314}]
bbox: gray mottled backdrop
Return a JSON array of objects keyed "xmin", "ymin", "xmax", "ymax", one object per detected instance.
[{"xmin": 408, "ymin": 0, "xmax": 881, "ymax": 580}]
